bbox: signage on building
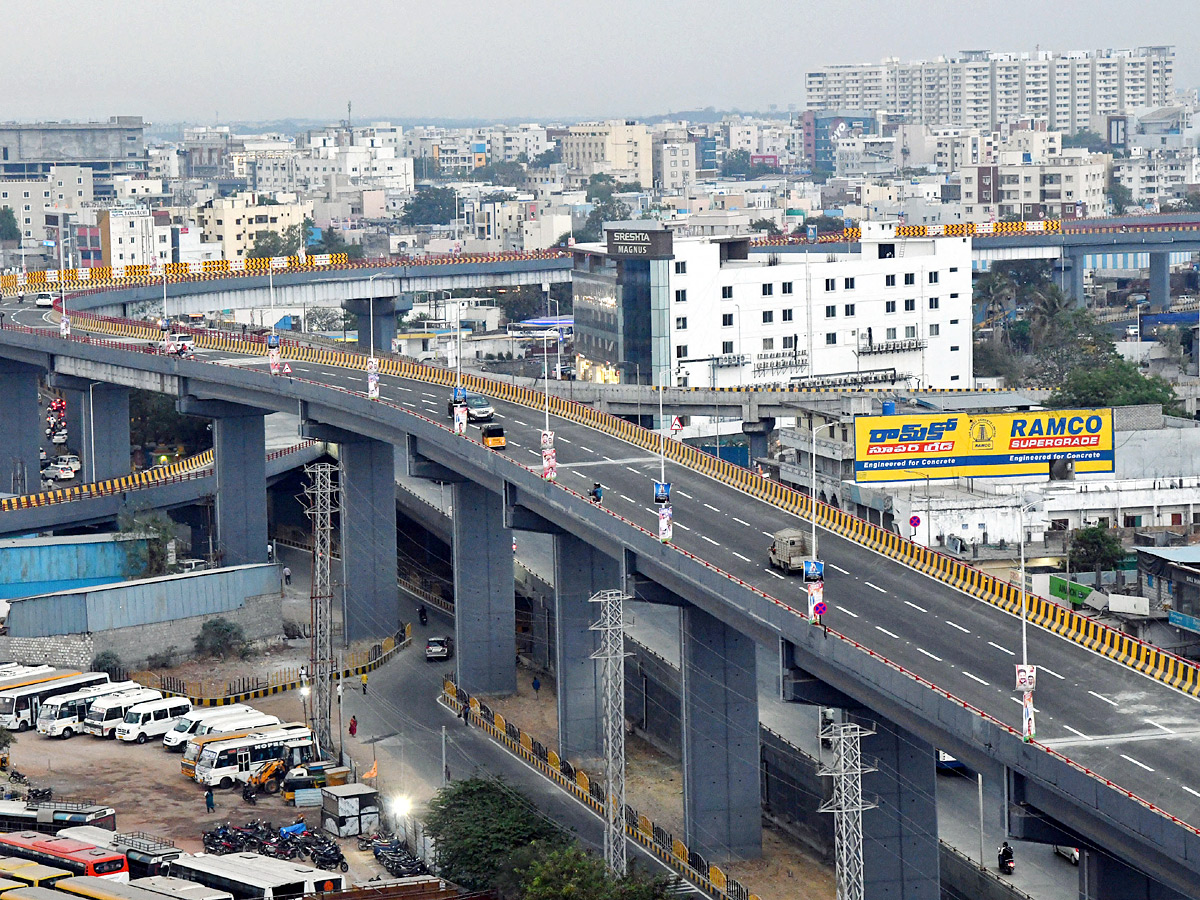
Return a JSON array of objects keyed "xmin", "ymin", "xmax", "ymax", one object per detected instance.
[
  {"xmin": 853, "ymin": 408, "xmax": 1114, "ymax": 482},
  {"xmin": 1107, "ymin": 115, "xmax": 1128, "ymax": 149},
  {"xmin": 606, "ymin": 228, "xmax": 673, "ymax": 259}
]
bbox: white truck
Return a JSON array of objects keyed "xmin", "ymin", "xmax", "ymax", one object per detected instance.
[{"xmin": 768, "ymin": 528, "xmax": 810, "ymax": 573}]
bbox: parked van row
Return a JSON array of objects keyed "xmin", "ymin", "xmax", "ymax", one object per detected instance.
[{"xmin": 162, "ymin": 706, "xmax": 280, "ymax": 752}]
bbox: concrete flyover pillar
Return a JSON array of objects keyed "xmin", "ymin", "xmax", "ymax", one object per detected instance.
[
  {"xmin": 452, "ymin": 480, "xmax": 515, "ymax": 696},
  {"xmin": 48, "ymin": 376, "xmax": 130, "ymax": 483},
  {"xmin": 1064, "ymin": 251, "xmax": 1087, "ymax": 306},
  {"xmin": 178, "ymin": 397, "xmax": 269, "ymax": 568},
  {"xmin": 342, "ymin": 297, "xmax": 397, "ymax": 356},
  {"xmin": 1149, "ymin": 251, "xmax": 1171, "ymax": 311},
  {"xmin": 1079, "ymin": 850, "xmax": 1186, "ymax": 900},
  {"xmin": 0, "ymin": 360, "xmax": 42, "ymax": 495},
  {"xmin": 681, "ymin": 603, "xmax": 761, "ymax": 860},
  {"xmin": 741, "ymin": 416, "xmax": 775, "ymax": 468},
  {"xmin": 862, "ymin": 717, "xmax": 940, "ymax": 900},
  {"xmin": 340, "ymin": 438, "xmax": 398, "ymax": 641},
  {"xmin": 552, "ymin": 532, "xmax": 620, "ymax": 760}
]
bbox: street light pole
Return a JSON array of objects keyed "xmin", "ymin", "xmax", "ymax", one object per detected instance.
[
  {"xmin": 367, "ymin": 273, "xmax": 385, "ymax": 361},
  {"xmin": 658, "ymin": 365, "xmax": 666, "ymax": 485},
  {"xmin": 811, "ymin": 421, "xmax": 840, "ymax": 558}
]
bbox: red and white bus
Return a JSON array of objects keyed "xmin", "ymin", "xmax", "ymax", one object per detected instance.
[{"xmin": 0, "ymin": 833, "xmax": 129, "ymax": 881}]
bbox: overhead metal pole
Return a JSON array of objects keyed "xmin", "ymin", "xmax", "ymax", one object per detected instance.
[
  {"xmin": 590, "ymin": 588, "xmax": 630, "ymax": 877},
  {"xmin": 303, "ymin": 462, "xmax": 339, "ymax": 758}
]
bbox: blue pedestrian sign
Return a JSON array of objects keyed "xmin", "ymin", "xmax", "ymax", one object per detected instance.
[
  {"xmin": 266, "ymin": 333, "xmax": 280, "ymax": 349},
  {"xmin": 804, "ymin": 559, "xmax": 824, "ymax": 582},
  {"xmin": 653, "ymin": 481, "xmax": 671, "ymax": 504},
  {"xmin": 806, "ymin": 225, "xmax": 817, "ymax": 242},
  {"xmin": 453, "ymin": 386, "xmax": 468, "ymax": 402}
]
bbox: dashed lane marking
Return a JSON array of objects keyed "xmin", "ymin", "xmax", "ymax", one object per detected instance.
[
  {"xmin": 918, "ymin": 648, "xmax": 943, "ymax": 661},
  {"xmin": 701, "ymin": 536, "xmax": 720, "ymax": 546},
  {"xmin": 704, "ymin": 503, "xmax": 720, "ymax": 513},
  {"xmin": 904, "ymin": 601, "xmax": 928, "ymax": 613},
  {"xmin": 839, "ymin": 607, "xmax": 859, "ymax": 618},
  {"xmin": 865, "ymin": 581, "xmax": 887, "ymax": 594},
  {"xmin": 732, "ymin": 552, "xmax": 751, "ymax": 562},
  {"xmin": 946, "ymin": 621, "xmax": 970, "ymax": 634},
  {"xmin": 765, "ymin": 569, "xmax": 784, "ymax": 580},
  {"xmin": 829, "ymin": 564, "xmax": 850, "ymax": 575},
  {"xmin": 963, "ymin": 671, "xmax": 990, "ymax": 686},
  {"xmin": 988, "ymin": 641, "xmax": 1015, "ymax": 656},
  {"xmin": 733, "ymin": 517, "xmax": 752, "ymax": 527},
  {"xmin": 875, "ymin": 626, "xmax": 901, "ymax": 639},
  {"xmin": 1089, "ymin": 690, "xmax": 1118, "ymax": 707},
  {"xmin": 1063, "ymin": 725, "xmax": 1092, "ymax": 741},
  {"xmin": 1121, "ymin": 754, "xmax": 1155, "ymax": 772},
  {"xmin": 1147, "ymin": 720, "xmax": 1176, "ymax": 734}
]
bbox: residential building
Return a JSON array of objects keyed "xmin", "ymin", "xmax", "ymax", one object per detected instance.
[
  {"xmin": 195, "ymin": 192, "xmax": 313, "ymax": 260},
  {"xmin": 0, "ymin": 165, "xmax": 94, "ymax": 245},
  {"xmin": 572, "ymin": 221, "xmax": 972, "ymax": 390},
  {"xmin": 806, "ymin": 47, "xmax": 1175, "ymax": 131},
  {"xmin": 1112, "ymin": 148, "xmax": 1200, "ymax": 206},
  {"xmin": 486, "ymin": 125, "xmax": 551, "ymax": 164},
  {"xmin": 961, "ymin": 149, "xmax": 1108, "ymax": 221},
  {"xmin": 653, "ymin": 141, "xmax": 696, "ymax": 192},
  {"xmin": 562, "ymin": 120, "xmax": 653, "ymax": 186},
  {"xmin": 0, "ymin": 116, "xmax": 146, "ymax": 197},
  {"xmin": 92, "ymin": 206, "xmax": 171, "ymax": 266}
]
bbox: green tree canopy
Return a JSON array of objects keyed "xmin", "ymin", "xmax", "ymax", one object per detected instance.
[
  {"xmin": 801, "ymin": 214, "xmax": 855, "ymax": 234},
  {"xmin": 129, "ymin": 389, "xmax": 212, "ymax": 453},
  {"xmin": 0, "ymin": 207, "xmax": 20, "ymax": 243},
  {"xmin": 402, "ymin": 187, "xmax": 457, "ymax": 227},
  {"xmin": 246, "ymin": 219, "xmax": 310, "ymax": 259},
  {"xmin": 1062, "ymin": 130, "xmax": 1107, "ymax": 152},
  {"xmin": 1068, "ymin": 525, "xmax": 1126, "ymax": 573},
  {"xmin": 750, "ymin": 218, "xmax": 781, "ymax": 235},
  {"xmin": 470, "ymin": 161, "xmax": 527, "ymax": 186},
  {"xmin": 530, "ymin": 146, "xmax": 561, "ymax": 168},
  {"xmin": 1050, "ymin": 357, "xmax": 1180, "ymax": 412},
  {"xmin": 424, "ymin": 779, "xmax": 564, "ymax": 891},
  {"xmin": 501, "ymin": 842, "xmax": 674, "ymax": 900},
  {"xmin": 575, "ymin": 198, "xmax": 632, "ymax": 243},
  {"xmin": 584, "ymin": 174, "xmax": 641, "ymax": 204},
  {"xmin": 1107, "ymin": 179, "xmax": 1133, "ymax": 215},
  {"xmin": 720, "ymin": 149, "xmax": 782, "ymax": 179},
  {"xmin": 310, "ymin": 226, "xmax": 363, "ymax": 259}
]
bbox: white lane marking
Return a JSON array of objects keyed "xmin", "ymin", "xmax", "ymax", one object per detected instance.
[
  {"xmin": 558, "ymin": 437, "xmax": 572, "ymax": 444},
  {"xmin": 674, "ymin": 522, "xmax": 690, "ymax": 531},
  {"xmin": 1009, "ymin": 697, "xmax": 1039, "ymax": 712},
  {"xmin": 875, "ymin": 626, "xmax": 901, "ymax": 639},
  {"xmin": 604, "ymin": 456, "xmax": 614, "ymax": 462},
  {"xmin": 619, "ymin": 495, "xmax": 635, "ymax": 504},
  {"xmin": 677, "ymin": 491, "xmax": 693, "ymax": 499},
  {"xmin": 829, "ymin": 564, "xmax": 850, "ymax": 575},
  {"xmin": 626, "ymin": 467, "xmax": 641, "ymax": 474},
  {"xmin": 494, "ymin": 412, "xmax": 506, "ymax": 418},
  {"xmin": 864, "ymin": 581, "xmax": 887, "ymax": 594},
  {"xmin": 988, "ymin": 641, "xmax": 1015, "ymax": 656},
  {"xmin": 397, "ymin": 387, "xmax": 413, "ymax": 393},
  {"xmin": 420, "ymin": 399, "xmax": 435, "ymax": 405},
  {"xmin": 1089, "ymin": 690, "xmax": 1118, "ymax": 707},
  {"xmin": 838, "ymin": 607, "xmax": 859, "ymax": 618},
  {"xmin": 761, "ymin": 531, "xmax": 773, "ymax": 538},
  {"xmin": 1039, "ymin": 666, "xmax": 1064, "ymax": 680},
  {"xmin": 732, "ymin": 552, "xmax": 751, "ymax": 562},
  {"xmin": 403, "ymin": 401, "xmax": 416, "ymax": 407},
  {"xmin": 765, "ymin": 569, "xmax": 784, "ymax": 580},
  {"xmin": 509, "ymin": 441, "xmax": 522, "ymax": 448},
  {"xmin": 703, "ymin": 503, "xmax": 720, "ymax": 513},
  {"xmin": 1147, "ymin": 720, "xmax": 1176, "ymax": 734},
  {"xmin": 1184, "ymin": 786, "xmax": 1200, "ymax": 799},
  {"xmin": 733, "ymin": 517, "xmax": 752, "ymax": 527},
  {"xmin": 918, "ymin": 648, "xmax": 943, "ymax": 661},
  {"xmin": 580, "ymin": 445, "xmax": 595, "ymax": 453},
  {"xmin": 701, "ymin": 535, "xmax": 720, "ymax": 546},
  {"xmin": 422, "ymin": 392, "xmax": 436, "ymax": 398},
  {"xmin": 1121, "ymin": 754, "xmax": 1155, "ymax": 772},
  {"xmin": 527, "ymin": 449, "xmax": 540, "ymax": 456},
  {"xmin": 962, "ymin": 671, "xmax": 990, "ymax": 686},
  {"xmin": 1063, "ymin": 725, "xmax": 1092, "ymax": 741},
  {"xmin": 574, "ymin": 472, "xmax": 588, "ymax": 479},
  {"xmin": 945, "ymin": 620, "xmax": 970, "ymax": 634},
  {"xmin": 904, "ymin": 600, "xmax": 928, "ymax": 613}
]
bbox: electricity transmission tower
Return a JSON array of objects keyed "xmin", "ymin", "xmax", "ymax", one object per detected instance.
[
  {"xmin": 303, "ymin": 462, "xmax": 339, "ymax": 758},
  {"xmin": 819, "ymin": 719, "xmax": 877, "ymax": 900},
  {"xmin": 589, "ymin": 589, "xmax": 630, "ymax": 876}
]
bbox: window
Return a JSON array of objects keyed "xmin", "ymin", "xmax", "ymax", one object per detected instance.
[
  {"xmin": 950, "ymin": 319, "xmax": 959, "ymax": 325},
  {"xmin": 722, "ymin": 341, "xmax": 734, "ymax": 354},
  {"xmin": 904, "ymin": 273, "xmax": 915, "ymax": 285},
  {"xmin": 762, "ymin": 337, "xmax": 774, "ymax": 350},
  {"xmin": 675, "ymin": 317, "xmax": 687, "ymax": 330},
  {"xmin": 675, "ymin": 345, "xmax": 687, "ymax": 359},
  {"xmin": 885, "ymin": 300, "xmax": 896, "ymax": 313},
  {"xmin": 928, "ymin": 271, "xmax": 939, "ymax": 284},
  {"xmin": 949, "ymin": 266, "xmax": 958, "ymax": 272},
  {"xmin": 844, "ymin": 304, "xmax": 855, "ymax": 316},
  {"xmin": 783, "ymin": 335, "xmax": 796, "ymax": 349},
  {"xmin": 950, "ymin": 292, "xmax": 959, "ymax": 299},
  {"xmin": 825, "ymin": 278, "xmax": 836, "ymax": 291},
  {"xmin": 905, "ymin": 326, "xmax": 917, "ymax": 338},
  {"xmin": 782, "ymin": 282, "xmax": 793, "ymax": 294},
  {"xmin": 950, "ymin": 345, "xmax": 960, "ymax": 351},
  {"xmin": 929, "ymin": 324, "xmax": 940, "ymax": 336},
  {"xmin": 674, "ymin": 289, "xmax": 687, "ymax": 303},
  {"xmin": 721, "ymin": 285, "xmax": 733, "ymax": 299},
  {"xmin": 904, "ymin": 299, "xmax": 916, "ymax": 311},
  {"xmin": 762, "ymin": 283, "xmax": 774, "ymax": 296},
  {"xmin": 885, "ymin": 274, "xmax": 896, "ymax": 287},
  {"xmin": 722, "ymin": 313, "xmax": 733, "ymax": 327},
  {"xmin": 825, "ymin": 332, "xmax": 837, "ymax": 345},
  {"xmin": 762, "ymin": 310, "xmax": 774, "ymax": 324},
  {"xmin": 929, "ymin": 297, "xmax": 939, "ymax": 310},
  {"xmin": 825, "ymin": 305, "xmax": 837, "ymax": 318},
  {"xmin": 844, "ymin": 277, "xmax": 855, "ymax": 289},
  {"xmin": 675, "ymin": 261, "xmax": 687, "ymax": 274},
  {"xmin": 885, "ymin": 327, "xmax": 897, "ymax": 340},
  {"xmin": 782, "ymin": 308, "xmax": 793, "ymax": 322}
]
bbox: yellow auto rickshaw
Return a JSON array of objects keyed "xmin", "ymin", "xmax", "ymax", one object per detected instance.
[{"xmin": 482, "ymin": 424, "xmax": 506, "ymax": 450}]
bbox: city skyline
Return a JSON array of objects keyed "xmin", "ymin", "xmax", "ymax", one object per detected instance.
[{"xmin": 1, "ymin": 0, "xmax": 1193, "ymax": 124}]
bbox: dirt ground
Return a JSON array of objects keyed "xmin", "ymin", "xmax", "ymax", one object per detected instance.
[{"xmin": 486, "ymin": 668, "xmax": 836, "ymax": 900}]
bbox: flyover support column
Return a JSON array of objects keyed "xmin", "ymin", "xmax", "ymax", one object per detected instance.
[
  {"xmin": 552, "ymin": 533, "xmax": 619, "ymax": 760},
  {"xmin": 1150, "ymin": 251, "xmax": 1171, "ymax": 311},
  {"xmin": 0, "ymin": 361, "xmax": 42, "ymax": 495},
  {"xmin": 742, "ymin": 417, "xmax": 775, "ymax": 469},
  {"xmin": 452, "ymin": 480, "xmax": 515, "ymax": 696},
  {"xmin": 51, "ymin": 377, "xmax": 130, "ymax": 483},
  {"xmin": 343, "ymin": 297, "xmax": 396, "ymax": 356},
  {"xmin": 340, "ymin": 437, "xmax": 398, "ymax": 641},
  {"xmin": 1079, "ymin": 851, "xmax": 1185, "ymax": 900},
  {"xmin": 862, "ymin": 717, "xmax": 940, "ymax": 900},
  {"xmin": 681, "ymin": 603, "xmax": 761, "ymax": 860}
]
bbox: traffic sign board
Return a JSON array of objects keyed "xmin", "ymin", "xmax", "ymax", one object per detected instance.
[
  {"xmin": 909, "ymin": 515, "xmax": 921, "ymax": 529},
  {"xmin": 671, "ymin": 416, "xmax": 683, "ymax": 433},
  {"xmin": 813, "ymin": 600, "xmax": 827, "ymax": 617}
]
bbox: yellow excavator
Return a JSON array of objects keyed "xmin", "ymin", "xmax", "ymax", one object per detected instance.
[{"xmin": 248, "ymin": 758, "xmax": 289, "ymax": 794}]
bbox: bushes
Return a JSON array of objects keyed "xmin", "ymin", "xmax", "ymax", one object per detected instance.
[
  {"xmin": 146, "ymin": 646, "xmax": 177, "ymax": 669},
  {"xmin": 91, "ymin": 651, "xmax": 124, "ymax": 678},
  {"xmin": 194, "ymin": 618, "xmax": 249, "ymax": 659}
]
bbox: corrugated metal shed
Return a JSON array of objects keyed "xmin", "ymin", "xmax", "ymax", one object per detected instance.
[
  {"xmin": 0, "ymin": 534, "xmax": 148, "ymax": 599},
  {"xmin": 7, "ymin": 564, "xmax": 279, "ymax": 637}
]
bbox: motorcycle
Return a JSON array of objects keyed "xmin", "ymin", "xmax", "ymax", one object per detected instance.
[
  {"xmin": 589, "ymin": 483, "xmax": 604, "ymax": 504},
  {"xmin": 242, "ymin": 783, "xmax": 257, "ymax": 805},
  {"xmin": 997, "ymin": 845, "xmax": 1015, "ymax": 875},
  {"xmin": 418, "ymin": 605, "xmax": 428, "ymax": 626},
  {"xmin": 7, "ymin": 769, "xmax": 27, "ymax": 785}
]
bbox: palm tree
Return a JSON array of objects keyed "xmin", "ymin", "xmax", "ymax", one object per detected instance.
[{"xmin": 1026, "ymin": 283, "xmax": 1073, "ymax": 344}]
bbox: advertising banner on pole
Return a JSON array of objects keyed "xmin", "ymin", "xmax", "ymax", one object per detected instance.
[
  {"xmin": 367, "ymin": 356, "xmax": 379, "ymax": 375},
  {"xmin": 453, "ymin": 404, "xmax": 468, "ymax": 435},
  {"xmin": 658, "ymin": 504, "xmax": 673, "ymax": 543},
  {"xmin": 367, "ymin": 371, "xmax": 380, "ymax": 400},
  {"xmin": 807, "ymin": 581, "xmax": 826, "ymax": 624},
  {"xmin": 1022, "ymin": 692, "xmax": 1036, "ymax": 742},
  {"xmin": 853, "ymin": 409, "xmax": 1114, "ymax": 482},
  {"xmin": 540, "ymin": 430, "xmax": 555, "ymax": 449},
  {"xmin": 1015, "ymin": 664, "xmax": 1037, "ymax": 692},
  {"xmin": 542, "ymin": 446, "xmax": 558, "ymax": 481},
  {"xmin": 653, "ymin": 481, "xmax": 671, "ymax": 504},
  {"xmin": 59, "ymin": 316, "xmax": 70, "ymax": 337},
  {"xmin": 268, "ymin": 348, "xmax": 280, "ymax": 374}
]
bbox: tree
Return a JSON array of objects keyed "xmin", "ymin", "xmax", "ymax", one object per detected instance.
[
  {"xmin": 246, "ymin": 220, "xmax": 310, "ymax": 259},
  {"xmin": 129, "ymin": 389, "xmax": 212, "ymax": 454},
  {"xmin": 0, "ymin": 725, "xmax": 16, "ymax": 754},
  {"xmin": 720, "ymin": 149, "xmax": 782, "ymax": 179},
  {"xmin": 470, "ymin": 161, "xmax": 526, "ymax": 186},
  {"xmin": 530, "ymin": 146, "xmax": 561, "ymax": 168},
  {"xmin": 0, "ymin": 207, "xmax": 20, "ymax": 243},
  {"xmin": 304, "ymin": 307, "xmax": 352, "ymax": 333},
  {"xmin": 1062, "ymin": 130, "xmax": 1107, "ymax": 152},
  {"xmin": 310, "ymin": 226, "xmax": 364, "ymax": 259},
  {"xmin": 501, "ymin": 842, "xmax": 674, "ymax": 900},
  {"xmin": 91, "ymin": 651, "xmax": 124, "ymax": 678},
  {"xmin": 1107, "ymin": 179, "xmax": 1133, "ymax": 215},
  {"xmin": 575, "ymin": 198, "xmax": 631, "ymax": 243},
  {"xmin": 1166, "ymin": 192, "xmax": 1200, "ymax": 213},
  {"xmin": 195, "ymin": 618, "xmax": 249, "ymax": 659},
  {"xmin": 424, "ymin": 778, "xmax": 564, "ymax": 890},
  {"xmin": 801, "ymin": 214, "xmax": 854, "ymax": 234},
  {"xmin": 1068, "ymin": 525, "xmax": 1126, "ymax": 575},
  {"xmin": 1050, "ymin": 357, "xmax": 1181, "ymax": 412},
  {"xmin": 401, "ymin": 187, "xmax": 457, "ymax": 227},
  {"xmin": 750, "ymin": 218, "xmax": 781, "ymax": 235},
  {"xmin": 973, "ymin": 270, "xmax": 1015, "ymax": 322}
]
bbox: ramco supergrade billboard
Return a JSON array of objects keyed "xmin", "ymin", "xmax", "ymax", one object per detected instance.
[{"xmin": 853, "ymin": 409, "xmax": 1114, "ymax": 482}]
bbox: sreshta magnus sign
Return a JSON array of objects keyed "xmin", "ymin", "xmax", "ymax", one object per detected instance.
[
  {"xmin": 606, "ymin": 228, "xmax": 674, "ymax": 259},
  {"xmin": 853, "ymin": 408, "xmax": 1115, "ymax": 482}
]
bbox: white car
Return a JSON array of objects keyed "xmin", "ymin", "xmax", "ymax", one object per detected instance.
[
  {"xmin": 34, "ymin": 293, "xmax": 54, "ymax": 308},
  {"xmin": 50, "ymin": 464, "xmax": 75, "ymax": 481},
  {"xmin": 55, "ymin": 455, "xmax": 81, "ymax": 473},
  {"xmin": 425, "ymin": 636, "xmax": 454, "ymax": 661},
  {"xmin": 51, "ymin": 430, "xmax": 68, "ymax": 445},
  {"xmin": 1053, "ymin": 845, "xmax": 1080, "ymax": 865}
]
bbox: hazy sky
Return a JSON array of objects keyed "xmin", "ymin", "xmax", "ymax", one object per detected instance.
[{"xmin": 6, "ymin": 0, "xmax": 1193, "ymax": 125}]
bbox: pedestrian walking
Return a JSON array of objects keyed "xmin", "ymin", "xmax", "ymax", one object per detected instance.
[
  {"xmin": 348, "ymin": 715, "xmax": 357, "ymax": 738},
  {"xmin": 531, "ymin": 676, "xmax": 541, "ymax": 699},
  {"xmin": 204, "ymin": 787, "xmax": 215, "ymax": 813},
  {"xmin": 361, "ymin": 672, "xmax": 368, "ymax": 695},
  {"xmin": 459, "ymin": 703, "xmax": 469, "ymax": 725},
  {"xmin": 267, "ymin": 543, "xmax": 274, "ymax": 562},
  {"xmin": 283, "ymin": 566, "xmax": 292, "ymax": 586},
  {"xmin": 336, "ymin": 681, "xmax": 343, "ymax": 703}
]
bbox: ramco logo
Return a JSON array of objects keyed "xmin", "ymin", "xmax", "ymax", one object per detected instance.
[{"xmin": 868, "ymin": 418, "xmax": 959, "ymax": 444}]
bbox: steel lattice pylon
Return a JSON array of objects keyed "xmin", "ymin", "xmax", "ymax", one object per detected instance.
[
  {"xmin": 303, "ymin": 462, "xmax": 339, "ymax": 758},
  {"xmin": 819, "ymin": 720, "xmax": 877, "ymax": 900},
  {"xmin": 589, "ymin": 589, "xmax": 630, "ymax": 877}
]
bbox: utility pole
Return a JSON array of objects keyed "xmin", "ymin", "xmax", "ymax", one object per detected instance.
[
  {"xmin": 819, "ymin": 718, "xmax": 877, "ymax": 900},
  {"xmin": 590, "ymin": 589, "xmax": 630, "ymax": 877},
  {"xmin": 303, "ymin": 462, "xmax": 339, "ymax": 758}
]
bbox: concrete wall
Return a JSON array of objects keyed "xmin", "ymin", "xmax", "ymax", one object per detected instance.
[{"xmin": 939, "ymin": 841, "xmax": 1027, "ymax": 900}]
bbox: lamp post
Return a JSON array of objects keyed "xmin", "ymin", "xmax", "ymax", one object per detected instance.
[
  {"xmin": 810, "ymin": 420, "xmax": 841, "ymax": 558},
  {"xmin": 899, "ymin": 469, "xmax": 933, "ymax": 547},
  {"xmin": 367, "ymin": 273, "xmax": 385, "ymax": 360},
  {"xmin": 1017, "ymin": 497, "xmax": 1043, "ymax": 670}
]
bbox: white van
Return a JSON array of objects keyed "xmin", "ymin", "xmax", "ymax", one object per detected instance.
[
  {"xmin": 194, "ymin": 712, "xmax": 281, "ymax": 738},
  {"xmin": 162, "ymin": 705, "xmax": 253, "ymax": 751},
  {"xmin": 84, "ymin": 687, "xmax": 163, "ymax": 738},
  {"xmin": 36, "ymin": 680, "xmax": 140, "ymax": 738},
  {"xmin": 116, "ymin": 697, "xmax": 193, "ymax": 744}
]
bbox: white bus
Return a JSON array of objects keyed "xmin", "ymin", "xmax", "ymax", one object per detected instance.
[
  {"xmin": 84, "ymin": 688, "xmax": 163, "ymax": 739},
  {"xmin": 37, "ymin": 681, "xmax": 141, "ymax": 738},
  {"xmin": 162, "ymin": 706, "xmax": 253, "ymax": 751},
  {"xmin": 192, "ymin": 726, "xmax": 313, "ymax": 789},
  {"xmin": 0, "ymin": 672, "xmax": 110, "ymax": 732},
  {"xmin": 131, "ymin": 876, "xmax": 232, "ymax": 900},
  {"xmin": 166, "ymin": 852, "xmax": 343, "ymax": 900},
  {"xmin": 193, "ymin": 713, "xmax": 280, "ymax": 739},
  {"xmin": 116, "ymin": 698, "xmax": 193, "ymax": 744}
]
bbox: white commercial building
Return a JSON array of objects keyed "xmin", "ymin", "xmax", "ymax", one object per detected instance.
[
  {"xmin": 0, "ymin": 165, "xmax": 94, "ymax": 243},
  {"xmin": 195, "ymin": 192, "xmax": 313, "ymax": 260},
  {"xmin": 562, "ymin": 120, "xmax": 653, "ymax": 186},
  {"xmin": 653, "ymin": 141, "xmax": 696, "ymax": 192},
  {"xmin": 961, "ymin": 150, "xmax": 1108, "ymax": 221},
  {"xmin": 1112, "ymin": 148, "xmax": 1200, "ymax": 206},
  {"xmin": 572, "ymin": 221, "xmax": 972, "ymax": 390}
]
